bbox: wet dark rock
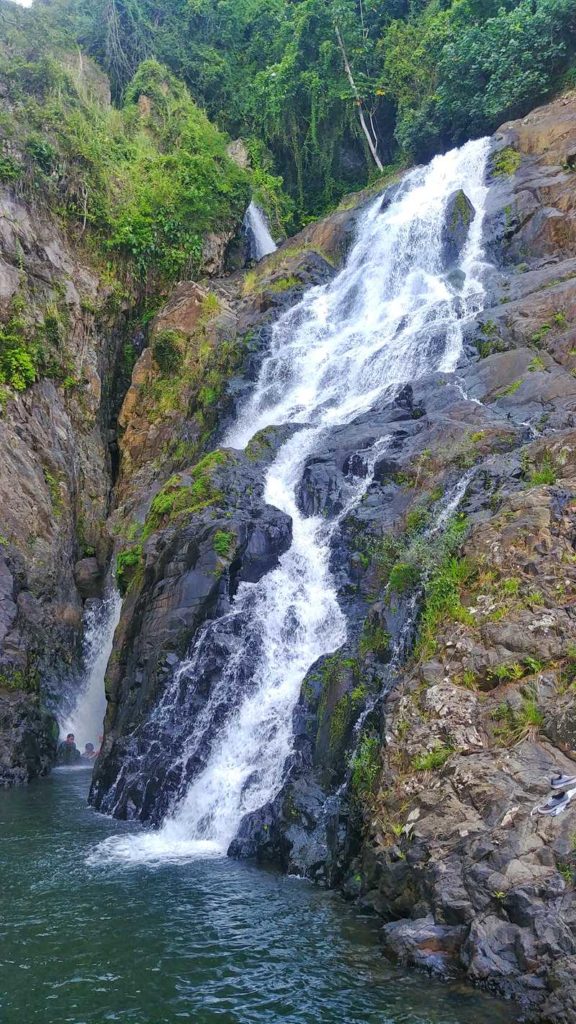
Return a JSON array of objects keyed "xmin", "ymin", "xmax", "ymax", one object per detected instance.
[
  {"xmin": 540, "ymin": 957, "xmax": 576, "ymax": 1023},
  {"xmin": 441, "ymin": 190, "xmax": 475, "ymax": 267},
  {"xmin": 74, "ymin": 557, "xmax": 104, "ymax": 600},
  {"xmin": 381, "ymin": 917, "xmax": 468, "ymax": 979},
  {"xmin": 91, "ymin": 449, "xmax": 293, "ymax": 823},
  {"xmin": 0, "ymin": 691, "xmax": 58, "ymax": 785}
]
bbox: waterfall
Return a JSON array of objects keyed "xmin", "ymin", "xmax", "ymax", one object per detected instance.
[
  {"xmin": 243, "ymin": 200, "xmax": 277, "ymax": 261},
  {"xmin": 61, "ymin": 589, "xmax": 121, "ymax": 750},
  {"xmin": 94, "ymin": 138, "xmax": 490, "ymax": 865}
]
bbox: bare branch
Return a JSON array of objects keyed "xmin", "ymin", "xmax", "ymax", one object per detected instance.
[{"xmin": 333, "ymin": 21, "xmax": 383, "ymax": 172}]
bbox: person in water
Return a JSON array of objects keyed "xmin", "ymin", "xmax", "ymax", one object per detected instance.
[
  {"xmin": 57, "ymin": 733, "xmax": 81, "ymax": 765},
  {"xmin": 81, "ymin": 742, "xmax": 97, "ymax": 761}
]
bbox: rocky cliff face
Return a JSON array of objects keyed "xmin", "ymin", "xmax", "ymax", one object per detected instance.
[
  {"xmin": 0, "ymin": 180, "xmax": 122, "ymax": 782},
  {"xmin": 0, "ymin": 48, "xmax": 252, "ymax": 784},
  {"xmin": 12, "ymin": 83, "xmax": 573, "ymax": 1016},
  {"xmin": 91, "ymin": 92, "xmax": 576, "ymax": 1018},
  {"xmin": 258, "ymin": 93, "xmax": 576, "ymax": 1019},
  {"xmin": 91, "ymin": 216, "xmax": 354, "ymax": 816}
]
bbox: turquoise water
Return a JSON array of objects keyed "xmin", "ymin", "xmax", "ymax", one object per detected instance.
[{"xmin": 0, "ymin": 770, "xmax": 517, "ymax": 1024}]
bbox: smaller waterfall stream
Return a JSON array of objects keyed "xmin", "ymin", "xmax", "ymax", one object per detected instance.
[
  {"xmin": 61, "ymin": 590, "xmax": 121, "ymax": 748},
  {"xmin": 94, "ymin": 138, "xmax": 490, "ymax": 866},
  {"xmin": 243, "ymin": 201, "xmax": 277, "ymax": 261}
]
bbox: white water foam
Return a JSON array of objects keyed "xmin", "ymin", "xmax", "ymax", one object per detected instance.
[
  {"xmin": 61, "ymin": 590, "xmax": 121, "ymax": 749},
  {"xmin": 244, "ymin": 200, "xmax": 277, "ymax": 261},
  {"xmin": 94, "ymin": 139, "xmax": 490, "ymax": 866}
]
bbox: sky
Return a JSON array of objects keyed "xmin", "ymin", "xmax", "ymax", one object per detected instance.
[{"xmin": 9, "ymin": 0, "xmax": 34, "ymax": 6}]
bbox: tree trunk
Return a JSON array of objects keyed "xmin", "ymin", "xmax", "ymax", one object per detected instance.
[{"xmin": 334, "ymin": 23, "xmax": 384, "ymax": 173}]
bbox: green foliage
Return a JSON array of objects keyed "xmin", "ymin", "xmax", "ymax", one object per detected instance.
[
  {"xmin": 417, "ymin": 554, "xmax": 474, "ymax": 658},
  {"xmin": 0, "ymin": 665, "xmax": 39, "ymax": 694},
  {"xmin": 489, "ymin": 662, "xmax": 525, "ymax": 683},
  {"xmin": 501, "ymin": 577, "xmax": 520, "ymax": 596},
  {"xmin": 115, "ymin": 544, "xmax": 144, "ymax": 595},
  {"xmin": 528, "ymin": 356, "xmax": 545, "ymax": 372},
  {"xmin": 0, "ymin": 292, "xmax": 83, "ymax": 394},
  {"xmin": 458, "ymin": 669, "xmax": 477, "ymax": 690},
  {"xmin": 0, "ymin": 13, "xmax": 251, "ymax": 288},
  {"xmin": 25, "ymin": 133, "xmax": 58, "ymax": 173},
  {"xmin": 491, "ymin": 147, "xmax": 522, "ymax": 177},
  {"xmin": 524, "ymin": 450, "xmax": 558, "ymax": 487},
  {"xmin": 558, "ymin": 863, "xmax": 573, "ymax": 885},
  {"xmin": 350, "ymin": 733, "xmax": 381, "ymax": 799},
  {"xmin": 370, "ymin": 0, "xmax": 573, "ymax": 170},
  {"xmin": 405, "ymin": 505, "xmax": 430, "ymax": 533},
  {"xmin": 143, "ymin": 450, "xmax": 227, "ymax": 535},
  {"xmin": 0, "ymin": 153, "xmax": 22, "ymax": 182},
  {"xmin": 495, "ymin": 379, "xmax": 523, "ymax": 399},
  {"xmin": 475, "ymin": 333, "xmax": 508, "ymax": 359},
  {"xmin": 6, "ymin": 0, "xmax": 576, "ymax": 225},
  {"xmin": 524, "ymin": 655, "xmax": 543, "ymax": 675},
  {"xmin": 104, "ymin": 61, "xmax": 249, "ymax": 281},
  {"xmin": 152, "ymin": 330, "xmax": 185, "ymax": 375},
  {"xmin": 213, "ymin": 529, "xmax": 235, "ymax": 558},
  {"xmin": 531, "ymin": 323, "xmax": 552, "ymax": 347},
  {"xmin": 412, "ymin": 743, "xmax": 453, "ymax": 772},
  {"xmin": 43, "ymin": 469, "xmax": 63, "ymax": 517},
  {"xmin": 358, "ymin": 619, "xmax": 390, "ymax": 661},
  {"xmin": 0, "ymin": 306, "xmax": 38, "ymax": 392},
  {"xmin": 267, "ymin": 276, "xmax": 300, "ymax": 293},
  {"xmin": 389, "ymin": 560, "xmax": 422, "ymax": 594},
  {"xmin": 491, "ymin": 689, "xmax": 544, "ymax": 745}
]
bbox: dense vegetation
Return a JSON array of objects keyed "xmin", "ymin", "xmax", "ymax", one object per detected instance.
[
  {"xmin": 0, "ymin": 1, "xmax": 255, "ymax": 390},
  {"xmin": 1, "ymin": 0, "xmax": 576, "ymax": 392},
  {"xmin": 42, "ymin": 0, "xmax": 576, "ymax": 218},
  {"xmin": 0, "ymin": 6, "xmax": 252, "ymax": 287}
]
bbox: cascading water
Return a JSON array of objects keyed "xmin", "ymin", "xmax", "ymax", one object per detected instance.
[
  {"xmin": 61, "ymin": 589, "xmax": 121, "ymax": 750},
  {"xmin": 243, "ymin": 200, "xmax": 277, "ymax": 261},
  {"xmin": 95, "ymin": 138, "xmax": 490, "ymax": 865}
]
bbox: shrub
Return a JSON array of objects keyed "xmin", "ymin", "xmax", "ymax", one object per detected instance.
[
  {"xmin": 153, "ymin": 330, "xmax": 185, "ymax": 375},
  {"xmin": 491, "ymin": 147, "xmax": 521, "ymax": 177},
  {"xmin": 526, "ymin": 451, "xmax": 557, "ymax": 487},
  {"xmin": 350, "ymin": 734, "xmax": 381, "ymax": 799},
  {"xmin": 406, "ymin": 505, "xmax": 430, "ymax": 533},
  {"xmin": 0, "ymin": 314, "xmax": 38, "ymax": 391},
  {"xmin": 417, "ymin": 555, "xmax": 474, "ymax": 658},
  {"xmin": 0, "ymin": 154, "xmax": 22, "ymax": 183},
  {"xmin": 213, "ymin": 530, "xmax": 235, "ymax": 558},
  {"xmin": 501, "ymin": 577, "xmax": 520, "ymax": 596},
  {"xmin": 412, "ymin": 743, "xmax": 453, "ymax": 772},
  {"xmin": 389, "ymin": 560, "xmax": 421, "ymax": 594},
  {"xmin": 116, "ymin": 545, "xmax": 143, "ymax": 595},
  {"xmin": 25, "ymin": 134, "xmax": 57, "ymax": 173},
  {"xmin": 491, "ymin": 690, "xmax": 544, "ymax": 744},
  {"xmin": 144, "ymin": 451, "xmax": 228, "ymax": 535}
]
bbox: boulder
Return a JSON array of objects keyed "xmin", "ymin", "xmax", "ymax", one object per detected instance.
[
  {"xmin": 441, "ymin": 189, "xmax": 475, "ymax": 266},
  {"xmin": 0, "ymin": 692, "xmax": 58, "ymax": 786},
  {"xmin": 74, "ymin": 557, "xmax": 103, "ymax": 600},
  {"xmin": 382, "ymin": 917, "xmax": 467, "ymax": 979}
]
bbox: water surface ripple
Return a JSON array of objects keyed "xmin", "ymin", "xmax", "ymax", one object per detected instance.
[{"xmin": 0, "ymin": 772, "xmax": 517, "ymax": 1024}]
